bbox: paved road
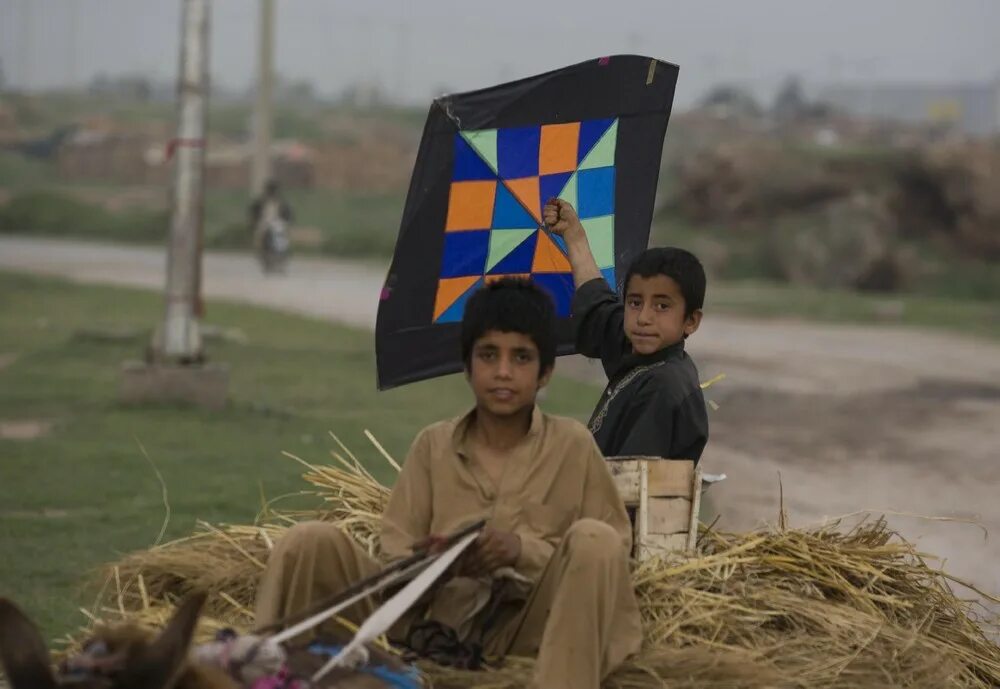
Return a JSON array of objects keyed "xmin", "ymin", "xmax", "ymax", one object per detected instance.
[{"xmin": 3, "ymin": 236, "xmax": 997, "ymax": 392}]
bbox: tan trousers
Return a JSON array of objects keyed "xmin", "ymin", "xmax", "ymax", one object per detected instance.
[{"xmin": 255, "ymin": 519, "xmax": 642, "ymax": 689}]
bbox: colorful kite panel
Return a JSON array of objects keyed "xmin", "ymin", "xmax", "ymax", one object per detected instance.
[{"xmin": 434, "ymin": 118, "xmax": 618, "ymax": 323}]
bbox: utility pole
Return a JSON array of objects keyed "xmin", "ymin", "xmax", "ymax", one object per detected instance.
[
  {"xmin": 157, "ymin": 0, "xmax": 208, "ymax": 363},
  {"xmin": 251, "ymin": 0, "xmax": 275, "ymax": 196},
  {"xmin": 122, "ymin": 0, "xmax": 227, "ymax": 410},
  {"xmin": 67, "ymin": 0, "xmax": 79, "ymax": 90},
  {"xmin": 21, "ymin": 0, "xmax": 32, "ymax": 91},
  {"xmin": 394, "ymin": 20, "xmax": 409, "ymax": 105}
]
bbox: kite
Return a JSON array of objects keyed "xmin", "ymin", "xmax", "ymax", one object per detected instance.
[{"xmin": 376, "ymin": 54, "xmax": 679, "ymax": 389}]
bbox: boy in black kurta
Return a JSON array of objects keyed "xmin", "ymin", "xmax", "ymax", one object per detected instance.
[{"xmin": 543, "ymin": 199, "xmax": 709, "ymax": 462}]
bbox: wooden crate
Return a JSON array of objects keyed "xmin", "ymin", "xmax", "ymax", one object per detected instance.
[{"xmin": 607, "ymin": 457, "xmax": 703, "ymax": 560}]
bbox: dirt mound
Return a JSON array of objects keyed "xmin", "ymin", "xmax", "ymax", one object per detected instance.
[
  {"xmin": 894, "ymin": 140, "xmax": 1000, "ymax": 258},
  {"xmin": 670, "ymin": 118, "xmax": 999, "ymax": 289}
]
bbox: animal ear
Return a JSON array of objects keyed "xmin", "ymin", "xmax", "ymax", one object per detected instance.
[
  {"xmin": 0, "ymin": 598, "xmax": 59, "ymax": 689},
  {"xmin": 119, "ymin": 591, "xmax": 207, "ymax": 689}
]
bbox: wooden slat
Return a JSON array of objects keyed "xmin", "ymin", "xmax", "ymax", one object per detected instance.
[
  {"xmin": 640, "ymin": 533, "xmax": 689, "ymax": 557},
  {"xmin": 687, "ymin": 468, "xmax": 703, "ymax": 550},
  {"xmin": 647, "ymin": 496, "xmax": 692, "ymax": 534},
  {"xmin": 607, "ymin": 457, "xmax": 700, "ymax": 559},
  {"xmin": 608, "ymin": 458, "xmax": 694, "ymax": 503},
  {"xmin": 637, "ymin": 462, "xmax": 649, "ymax": 548},
  {"xmin": 610, "ymin": 464, "xmax": 640, "ymax": 504},
  {"xmin": 647, "ymin": 460, "xmax": 695, "ymax": 497},
  {"xmin": 607, "ymin": 456, "xmax": 664, "ymax": 463}
]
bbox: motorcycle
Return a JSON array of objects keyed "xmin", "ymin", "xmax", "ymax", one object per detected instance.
[{"xmin": 258, "ymin": 218, "xmax": 290, "ymax": 274}]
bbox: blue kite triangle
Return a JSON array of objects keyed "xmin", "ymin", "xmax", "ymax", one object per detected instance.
[
  {"xmin": 453, "ymin": 134, "xmax": 497, "ymax": 181},
  {"xmin": 436, "ymin": 277, "xmax": 484, "ymax": 323},
  {"xmin": 552, "ymin": 233, "xmax": 568, "ymax": 254},
  {"xmin": 532, "ymin": 272, "xmax": 575, "ymax": 317},
  {"xmin": 488, "ymin": 231, "xmax": 538, "ymax": 274},
  {"xmin": 493, "ymin": 183, "xmax": 538, "ymax": 229},
  {"xmin": 601, "ymin": 266, "xmax": 617, "ymax": 290},
  {"xmin": 539, "ymin": 172, "xmax": 573, "ymax": 214},
  {"xmin": 578, "ymin": 118, "xmax": 615, "ymax": 165}
]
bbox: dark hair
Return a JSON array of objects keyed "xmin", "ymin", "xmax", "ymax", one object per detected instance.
[
  {"xmin": 461, "ymin": 278, "xmax": 557, "ymax": 376},
  {"xmin": 624, "ymin": 247, "xmax": 706, "ymax": 317}
]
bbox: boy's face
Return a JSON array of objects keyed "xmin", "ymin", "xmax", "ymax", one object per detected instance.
[
  {"xmin": 466, "ymin": 330, "xmax": 551, "ymax": 418},
  {"xmin": 624, "ymin": 274, "xmax": 703, "ymax": 355}
]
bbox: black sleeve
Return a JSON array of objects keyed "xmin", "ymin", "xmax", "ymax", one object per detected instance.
[
  {"xmin": 671, "ymin": 390, "xmax": 709, "ymax": 462},
  {"xmin": 281, "ymin": 201, "xmax": 294, "ymax": 222},
  {"xmin": 614, "ymin": 387, "xmax": 708, "ymax": 462},
  {"xmin": 572, "ymin": 277, "xmax": 630, "ymax": 378}
]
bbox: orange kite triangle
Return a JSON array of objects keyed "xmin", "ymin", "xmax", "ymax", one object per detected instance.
[
  {"xmin": 504, "ymin": 177, "xmax": 541, "ymax": 223},
  {"xmin": 434, "ymin": 276, "xmax": 480, "ymax": 321},
  {"xmin": 532, "ymin": 231, "xmax": 572, "ymax": 273}
]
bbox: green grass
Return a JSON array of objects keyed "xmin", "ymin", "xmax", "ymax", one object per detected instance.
[
  {"xmin": 654, "ymin": 210, "xmax": 1000, "ymax": 313},
  {"xmin": 0, "ymin": 270, "xmax": 601, "ymax": 641},
  {"xmin": 709, "ymin": 280, "xmax": 1000, "ymax": 340},
  {"xmin": 3, "ymin": 93, "xmax": 174, "ymax": 136},
  {"xmin": 201, "ymin": 188, "xmax": 405, "ymax": 255},
  {"xmin": 0, "ymin": 151, "xmax": 54, "ymax": 188},
  {"xmin": 2, "ymin": 93, "xmax": 424, "ymax": 143},
  {"xmin": 0, "ymin": 190, "xmax": 167, "ymax": 243},
  {"xmin": 0, "ymin": 185, "xmax": 405, "ymax": 258},
  {"xmin": 210, "ymin": 104, "xmax": 329, "ymax": 142}
]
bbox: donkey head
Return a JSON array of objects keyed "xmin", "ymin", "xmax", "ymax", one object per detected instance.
[{"xmin": 0, "ymin": 592, "xmax": 209, "ymax": 689}]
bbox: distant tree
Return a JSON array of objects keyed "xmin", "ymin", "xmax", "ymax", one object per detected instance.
[
  {"xmin": 773, "ymin": 76, "xmax": 807, "ymax": 120},
  {"xmin": 87, "ymin": 73, "xmax": 153, "ymax": 101},
  {"xmin": 699, "ymin": 84, "xmax": 761, "ymax": 118},
  {"xmin": 336, "ymin": 82, "xmax": 385, "ymax": 108},
  {"xmin": 279, "ymin": 77, "xmax": 317, "ymax": 104}
]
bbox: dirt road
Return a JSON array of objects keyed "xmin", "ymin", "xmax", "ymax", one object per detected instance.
[{"xmin": 3, "ymin": 236, "xmax": 999, "ymax": 602}]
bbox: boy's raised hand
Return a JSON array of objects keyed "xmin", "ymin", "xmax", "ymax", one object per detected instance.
[
  {"xmin": 543, "ymin": 198, "xmax": 584, "ymax": 240},
  {"xmin": 543, "ymin": 197, "xmax": 602, "ymax": 287}
]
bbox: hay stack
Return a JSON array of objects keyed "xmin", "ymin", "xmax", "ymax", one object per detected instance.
[{"xmin": 83, "ymin": 444, "xmax": 999, "ymax": 689}]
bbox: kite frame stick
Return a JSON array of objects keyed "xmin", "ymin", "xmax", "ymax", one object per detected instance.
[
  {"xmin": 269, "ymin": 556, "xmax": 430, "ymax": 646},
  {"xmin": 312, "ymin": 530, "xmax": 481, "ymax": 682}
]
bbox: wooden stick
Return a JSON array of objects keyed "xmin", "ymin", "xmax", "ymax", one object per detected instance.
[
  {"xmin": 255, "ymin": 519, "xmax": 486, "ymax": 635},
  {"xmin": 687, "ymin": 467, "xmax": 703, "ymax": 551},
  {"xmin": 638, "ymin": 461, "xmax": 649, "ymax": 561}
]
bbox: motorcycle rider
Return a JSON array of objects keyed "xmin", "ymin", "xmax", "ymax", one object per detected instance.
[{"xmin": 250, "ymin": 179, "xmax": 294, "ymax": 264}]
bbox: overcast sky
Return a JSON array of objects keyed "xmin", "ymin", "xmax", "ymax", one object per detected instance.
[{"xmin": 2, "ymin": 0, "xmax": 999, "ymax": 108}]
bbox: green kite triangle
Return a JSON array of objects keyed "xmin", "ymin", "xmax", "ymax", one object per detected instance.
[
  {"xmin": 581, "ymin": 215, "xmax": 615, "ymax": 268},
  {"xmin": 558, "ymin": 171, "xmax": 578, "ymax": 209},
  {"xmin": 486, "ymin": 228, "xmax": 536, "ymax": 272},
  {"xmin": 579, "ymin": 119, "xmax": 618, "ymax": 170},
  {"xmin": 461, "ymin": 129, "xmax": 499, "ymax": 175}
]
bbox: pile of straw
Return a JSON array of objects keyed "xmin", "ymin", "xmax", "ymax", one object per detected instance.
[{"xmin": 79, "ymin": 438, "xmax": 999, "ymax": 689}]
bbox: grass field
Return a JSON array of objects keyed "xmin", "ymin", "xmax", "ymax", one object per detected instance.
[
  {"xmin": 0, "ymin": 270, "xmax": 601, "ymax": 641},
  {"xmin": 707, "ymin": 280, "xmax": 1000, "ymax": 341},
  {"xmin": 0, "ymin": 155, "xmax": 406, "ymax": 258}
]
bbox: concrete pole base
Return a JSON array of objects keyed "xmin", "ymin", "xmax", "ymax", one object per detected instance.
[{"xmin": 120, "ymin": 360, "xmax": 229, "ymax": 410}]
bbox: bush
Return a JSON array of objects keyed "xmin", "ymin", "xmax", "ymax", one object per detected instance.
[
  {"xmin": 0, "ymin": 190, "xmax": 166, "ymax": 242},
  {"xmin": 763, "ymin": 195, "xmax": 910, "ymax": 291},
  {"xmin": 0, "ymin": 151, "xmax": 52, "ymax": 187}
]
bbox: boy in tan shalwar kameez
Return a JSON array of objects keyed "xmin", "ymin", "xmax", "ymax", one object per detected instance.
[{"xmin": 255, "ymin": 278, "xmax": 642, "ymax": 689}]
